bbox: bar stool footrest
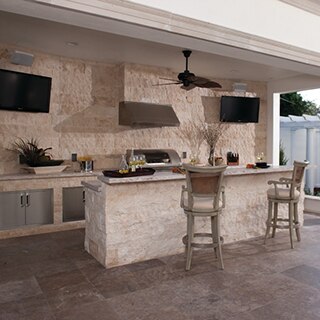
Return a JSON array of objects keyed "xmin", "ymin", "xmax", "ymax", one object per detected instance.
[{"xmin": 182, "ymin": 233, "xmax": 224, "ymax": 249}]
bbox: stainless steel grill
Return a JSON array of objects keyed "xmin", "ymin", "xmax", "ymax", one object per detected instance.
[{"xmin": 126, "ymin": 149, "xmax": 181, "ymax": 169}]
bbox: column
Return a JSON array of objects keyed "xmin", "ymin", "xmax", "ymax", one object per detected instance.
[{"xmin": 306, "ymin": 128, "xmax": 315, "ymax": 194}]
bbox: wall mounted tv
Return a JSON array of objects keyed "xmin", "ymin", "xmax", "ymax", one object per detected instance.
[
  {"xmin": 0, "ymin": 69, "xmax": 52, "ymax": 113},
  {"xmin": 220, "ymin": 96, "xmax": 260, "ymax": 123}
]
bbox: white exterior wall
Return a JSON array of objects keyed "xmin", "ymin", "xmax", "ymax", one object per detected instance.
[{"xmin": 129, "ymin": 0, "xmax": 320, "ymax": 53}]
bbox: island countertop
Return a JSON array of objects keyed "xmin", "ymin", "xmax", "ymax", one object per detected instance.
[{"xmin": 97, "ymin": 165, "xmax": 293, "ymax": 185}]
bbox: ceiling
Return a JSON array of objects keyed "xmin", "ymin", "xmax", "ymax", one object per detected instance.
[{"xmin": 0, "ymin": 4, "xmax": 318, "ymax": 82}]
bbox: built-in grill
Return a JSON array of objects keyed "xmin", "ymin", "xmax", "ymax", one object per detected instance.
[{"xmin": 126, "ymin": 149, "xmax": 181, "ymax": 169}]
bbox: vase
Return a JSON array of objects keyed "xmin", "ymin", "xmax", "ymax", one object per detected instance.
[{"xmin": 208, "ymin": 147, "xmax": 215, "ymax": 166}]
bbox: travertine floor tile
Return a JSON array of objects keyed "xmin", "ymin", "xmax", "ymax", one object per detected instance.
[{"xmin": 0, "ymin": 214, "xmax": 319, "ymax": 319}]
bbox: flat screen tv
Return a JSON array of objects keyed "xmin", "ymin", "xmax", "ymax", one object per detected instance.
[
  {"xmin": 0, "ymin": 69, "xmax": 52, "ymax": 113},
  {"xmin": 220, "ymin": 96, "xmax": 260, "ymax": 123}
]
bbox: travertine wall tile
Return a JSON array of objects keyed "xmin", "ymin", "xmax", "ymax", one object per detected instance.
[
  {"xmin": 0, "ymin": 44, "xmax": 267, "ymax": 174},
  {"xmin": 85, "ymin": 170, "xmax": 303, "ymax": 268}
]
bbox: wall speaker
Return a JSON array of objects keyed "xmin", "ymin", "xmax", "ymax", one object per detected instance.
[
  {"xmin": 10, "ymin": 50, "xmax": 34, "ymax": 66},
  {"xmin": 233, "ymin": 82, "xmax": 247, "ymax": 93}
]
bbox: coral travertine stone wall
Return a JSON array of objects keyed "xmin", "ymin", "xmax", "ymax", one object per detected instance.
[{"xmin": 0, "ymin": 44, "xmax": 267, "ymax": 174}]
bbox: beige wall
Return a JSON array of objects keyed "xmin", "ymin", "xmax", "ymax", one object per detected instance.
[{"xmin": 0, "ymin": 44, "xmax": 267, "ymax": 174}]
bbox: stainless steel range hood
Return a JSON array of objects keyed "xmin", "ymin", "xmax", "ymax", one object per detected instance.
[{"xmin": 119, "ymin": 101, "xmax": 180, "ymax": 127}]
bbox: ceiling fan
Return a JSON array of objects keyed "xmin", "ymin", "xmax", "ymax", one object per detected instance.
[{"xmin": 157, "ymin": 50, "xmax": 222, "ymax": 91}]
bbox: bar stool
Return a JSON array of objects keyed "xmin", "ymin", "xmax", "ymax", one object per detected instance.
[
  {"xmin": 264, "ymin": 160, "xmax": 309, "ymax": 248},
  {"xmin": 180, "ymin": 164, "xmax": 227, "ymax": 270}
]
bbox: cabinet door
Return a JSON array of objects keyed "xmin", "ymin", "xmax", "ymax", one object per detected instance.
[
  {"xmin": 63, "ymin": 187, "xmax": 85, "ymax": 222},
  {"xmin": 25, "ymin": 189, "xmax": 53, "ymax": 225},
  {"xmin": 0, "ymin": 191, "xmax": 25, "ymax": 229}
]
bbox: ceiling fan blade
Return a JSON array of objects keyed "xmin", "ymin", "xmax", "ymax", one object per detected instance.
[
  {"xmin": 153, "ymin": 82, "xmax": 181, "ymax": 86},
  {"xmin": 159, "ymin": 77, "xmax": 179, "ymax": 81},
  {"xmin": 194, "ymin": 80, "xmax": 222, "ymax": 88}
]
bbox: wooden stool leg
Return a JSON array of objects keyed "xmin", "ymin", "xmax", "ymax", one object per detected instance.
[
  {"xmin": 289, "ymin": 202, "xmax": 294, "ymax": 249},
  {"xmin": 271, "ymin": 202, "xmax": 278, "ymax": 238},
  {"xmin": 294, "ymin": 202, "xmax": 301, "ymax": 241},
  {"xmin": 264, "ymin": 200, "xmax": 273, "ymax": 244},
  {"xmin": 186, "ymin": 213, "xmax": 194, "ymax": 271},
  {"xmin": 212, "ymin": 215, "xmax": 224, "ymax": 270}
]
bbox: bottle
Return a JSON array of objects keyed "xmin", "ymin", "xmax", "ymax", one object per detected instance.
[
  {"xmin": 129, "ymin": 149, "xmax": 136, "ymax": 172},
  {"xmin": 119, "ymin": 155, "xmax": 129, "ymax": 173}
]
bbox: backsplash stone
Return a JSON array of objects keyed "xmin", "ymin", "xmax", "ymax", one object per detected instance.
[{"xmin": 0, "ymin": 43, "xmax": 267, "ymax": 174}]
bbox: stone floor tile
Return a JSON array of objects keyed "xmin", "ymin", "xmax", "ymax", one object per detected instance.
[
  {"xmin": 55, "ymin": 300, "xmax": 120, "ymax": 320},
  {"xmin": 225, "ymin": 312, "xmax": 256, "ymax": 320},
  {"xmin": 0, "ymin": 263, "xmax": 33, "ymax": 285},
  {"xmin": 0, "ymin": 294, "xmax": 55, "ymax": 320},
  {"xmin": 80, "ymin": 262, "xmax": 142, "ymax": 299},
  {"xmin": 177, "ymin": 295, "xmax": 234, "ymax": 320},
  {"xmin": 46, "ymin": 281, "xmax": 105, "ymax": 313},
  {"xmin": 91, "ymin": 272, "xmax": 141, "ymax": 299},
  {"xmin": 190, "ymin": 269, "xmax": 244, "ymax": 294},
  {"xmin": 249, "ymin": 292, "xmax": 320, "ymax": 320},
  {"xmin": 0, "ymin": 276, "xmax": 42, "ymax": 304},
  {"xmin": 28, "ymin": 257, "xmax": 78, "ymax": 278},
  {"xmin": 36, "ymin": 269, "xmax": 89, "ymax": 295},
  {"xmin": 125, "ymin": 258, "xmax": 166, "ymax": 272},
  {"xmin": 282, "ymin": 264, "xmax": 320, "ymax": 290},
  {"xmin": 217, "ymin": 272, "xmax": 318, "ymax": 310},
  {"xmin": 107, "ymin": 275, "xmax": 210, "ymax": 318},
  {"xmin": 0, "ymin": 214, "xmax": 319, "ymax": 319},
  {"xmin": 123, "ymin": 305, "xmax": 192, "ymax": 320}
]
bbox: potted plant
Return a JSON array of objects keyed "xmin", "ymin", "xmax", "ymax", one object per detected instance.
[{"xmin": 11, "ymin": 138, "xmax": 63, "ymax": 167}]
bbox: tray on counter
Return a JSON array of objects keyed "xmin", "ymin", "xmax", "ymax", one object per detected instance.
[
  {"xmin": 22, "ymin": 165, "xmax": 69, "ymax": 174},
  {"xmin": 102, "ymin": 168, "xmax": 155, "ymax": 178}
]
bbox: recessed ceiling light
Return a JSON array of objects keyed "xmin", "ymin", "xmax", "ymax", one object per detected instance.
[{"xmin": 66, "ymin": 41, "xmax": 78, "ymax": 47}]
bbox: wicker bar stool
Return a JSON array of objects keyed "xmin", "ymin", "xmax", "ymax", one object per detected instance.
[
  {"xmin": 180, "ymin": 164, "xmax": 227, "ymax": 271},
  {"xmin": 264, "ymin": 160, "xmax": 309, "ymax": 248}
]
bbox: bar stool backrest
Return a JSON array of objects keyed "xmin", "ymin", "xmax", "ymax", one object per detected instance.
[
  {"xmin": 183, "ymin": 164, "xmax": 227, "ymax": 211},
  {"xmin": 292, "ymin": 161, "xmax": 309, "ymax": 193}
]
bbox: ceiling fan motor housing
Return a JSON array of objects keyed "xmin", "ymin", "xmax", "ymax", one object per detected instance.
[{"xmin": 178, "ymin": 70, "xmax": 195, "ymax": 86}]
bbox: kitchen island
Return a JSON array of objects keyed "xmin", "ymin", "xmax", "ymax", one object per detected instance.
[{"xmin": 83, "ymin": 166, "xmax": 302, "ymax": 268}]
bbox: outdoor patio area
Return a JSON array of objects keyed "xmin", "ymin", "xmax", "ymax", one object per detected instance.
[{"xmin": 0, "ymin": 214, "xmax": 320, "ymax": 320}]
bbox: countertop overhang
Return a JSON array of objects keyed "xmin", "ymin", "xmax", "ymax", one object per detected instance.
[
  {"xmin": 0, "ymin": 165, "xmax": 293, "ymax": 184},
  {"xmin": 97, "ymin": 165, "xmax": 293, "ymax": 185}
]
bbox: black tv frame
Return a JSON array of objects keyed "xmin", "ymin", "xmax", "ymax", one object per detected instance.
[
  {"xmin": 220, "ymin": 96, "xmax": 260, "ymax": 123},
  {"xmin": 0, "ymin": 68, "xmax": 52, "ymax": 113}
]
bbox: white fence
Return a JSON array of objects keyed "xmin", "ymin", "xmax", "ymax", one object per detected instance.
[{"xmin": 280, "ymin": 114, "xmax": 320, "ymax": 195}]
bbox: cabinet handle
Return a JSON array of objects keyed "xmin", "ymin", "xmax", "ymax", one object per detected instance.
[
  {"xmin": 20, "ymin": 193, "xmax": 25, "ymax": 207},
  {"xmin": 82, "ymin": 190, "xmax": 86, "ymax": 203},
  {"xmin": 26, "ymin": 193, "xmax": 30, "ymax": 207}
]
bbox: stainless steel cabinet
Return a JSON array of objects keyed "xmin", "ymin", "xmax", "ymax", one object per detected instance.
[
  {"xmin": 63, "ymin": 187, "xmax": 85, "ymax": 222},
  {"xmin": 0, "ymin": 189, "xmax": 53, "ymax": 230}
]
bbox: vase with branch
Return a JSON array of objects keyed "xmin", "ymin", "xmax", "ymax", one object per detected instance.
[{"xmin": 201, "ymin": 122, "xmax": 229, "ymax": 166}]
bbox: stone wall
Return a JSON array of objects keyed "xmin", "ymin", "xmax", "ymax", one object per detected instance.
[{"xmin": 0, "ymin": 44, "xmax": 267, "ymax": 174}]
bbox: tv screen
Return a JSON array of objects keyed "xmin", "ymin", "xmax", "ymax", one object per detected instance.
[
  {"xmin": 0, "ymin": 69, "xmax": 52, "ymax": 113},
  {"xmin": 220, "ymin": 96, "xmax": 260, "ymax": 123}
]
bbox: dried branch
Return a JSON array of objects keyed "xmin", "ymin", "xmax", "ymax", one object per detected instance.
[
  {"xmin": 176, "ymin": 121, "xmax": 204, "ymax": 153},
  {"xmin": 201, "ymin": 122, "xmax": 230, "ymax": 151}
]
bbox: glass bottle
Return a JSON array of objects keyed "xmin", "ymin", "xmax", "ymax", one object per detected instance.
[
  {"xmin": 129, "ymin": 149, "xmax": 136, "ymax": 172},
  {"xmin": 119, "ymin": 154, "xmax": 129, "ymax": 173}
]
